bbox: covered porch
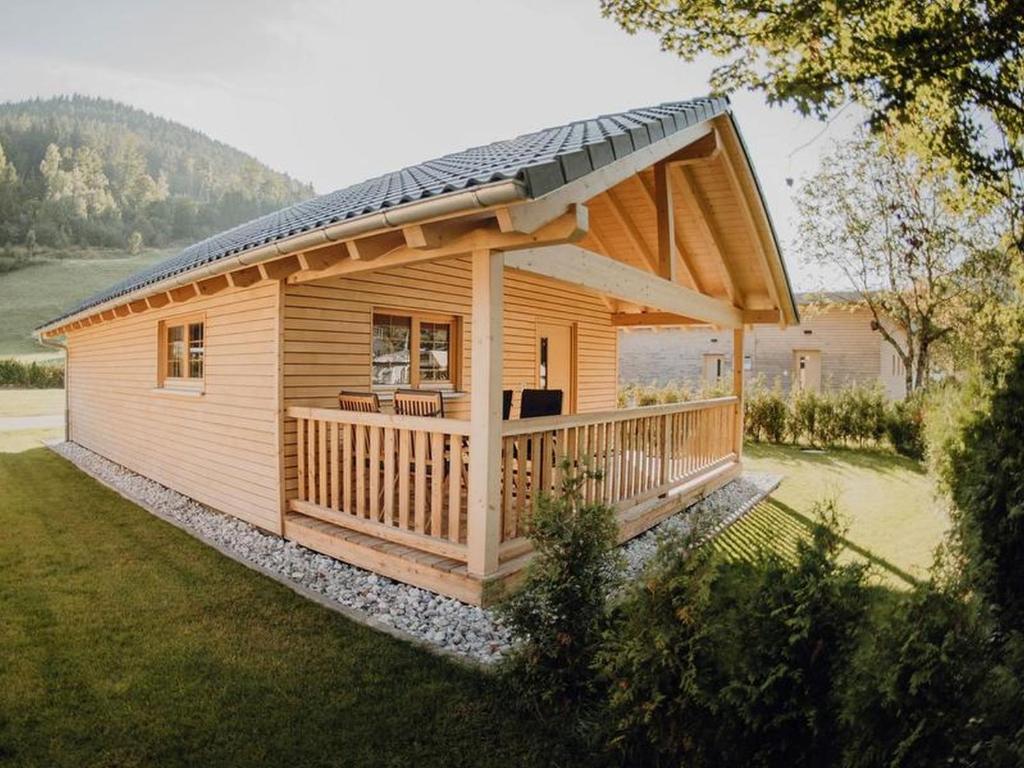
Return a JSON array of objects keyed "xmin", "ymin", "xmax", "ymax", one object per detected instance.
[{"xmin": 273, "ymin": 109, "xmax": 796, "ymax": 604}]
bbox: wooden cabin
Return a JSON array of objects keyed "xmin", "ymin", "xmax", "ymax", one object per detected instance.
[
  {"xmin": 36, "ymin": 98, "xmax": 798, "ymax": 605},
  {"xmin": 620, "ymin": 292, "xmax": 908, "ymax": 400}
]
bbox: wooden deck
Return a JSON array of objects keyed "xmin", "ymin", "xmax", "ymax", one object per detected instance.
[{"xmin": 285, "ymin": 397, "xmax": 741, "ymax": 605}]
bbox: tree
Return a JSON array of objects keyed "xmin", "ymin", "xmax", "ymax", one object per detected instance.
[
  {"xmin": 796, "ymin": 132, "xmax": 1011, "ymax": 392},
  {"xmin": 600, "ymin": 0, "xmax": 1023, "ymax": 254}
]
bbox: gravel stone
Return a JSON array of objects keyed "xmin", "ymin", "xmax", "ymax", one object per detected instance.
[{"xmin": 51, "ymin": 442, "xmax": 779, "ymax": 664}]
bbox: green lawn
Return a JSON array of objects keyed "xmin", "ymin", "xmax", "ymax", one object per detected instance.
[
  {"xmin": 0, "ymin": 247, "xmax": 172, "ymax": 355},
  {"xmin": 0, "ymin": 449, "xmax": 575, "ymax": 768},
  {"xmin": 718, "ymin": 442, "xmax": 948, "ymax": 586}
]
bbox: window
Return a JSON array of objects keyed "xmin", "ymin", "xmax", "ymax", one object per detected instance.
[
  {"xmin": 159, "ymin": 315, "xmax": 204, "ymax": 389},
  {"xmin": 372, "ymin": 310, "xmax": 459, "ymax": 388}
]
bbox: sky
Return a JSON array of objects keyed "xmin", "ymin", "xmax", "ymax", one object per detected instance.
[{"xmin": 0, "ymin": 0, "xmax": 862, "ymax": 290}]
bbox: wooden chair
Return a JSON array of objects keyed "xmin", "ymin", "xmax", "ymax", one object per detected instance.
[
  {"xmin": 394, "ymin": 389, "xmax": 444, "ymax": 418},
  {"xmin": 338, "ymin": 390, "xmax": 381, "ymax": 412}
]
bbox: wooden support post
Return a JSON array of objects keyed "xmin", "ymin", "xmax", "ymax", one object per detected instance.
[
  {"xmin": 733, "ymin": 327, "xmax": 745, "ymax": 460},
  {"xmin": 467, "ymin": 248, "xmax": 503, "ymax": 579},
  {"xmin": 653, "ymin": 162, "xmax": 677, "ymax": 282}
]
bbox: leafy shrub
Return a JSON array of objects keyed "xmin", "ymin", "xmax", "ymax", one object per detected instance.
[
  {"xmin": 947, "ymin": 342, "xmax": 1024, "ymax": 634},
  {"xmin": 601, "ymin": 501, "xmax": 870, "ymax": 767},
  {"xmin": 0, "ymin": 358, "xmax": 64, "ymax": 388},
  {"xmin": 498, "ymin": 461, "xmax": 621, "ymax": 718},
  {"xmin": 840, "ymin": 562, "xmax": 1014, "ymax": 768},
  {"xmin": 887, "ymin": 394, "xmax": 926, "ymax": 460},
  {"xmin": 744, "ymin": 376, "xmax": 789, "ymax": 442}
]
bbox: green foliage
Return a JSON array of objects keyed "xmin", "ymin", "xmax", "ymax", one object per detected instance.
[
  {"xmin": 840, "ymin": 565, "xmax": 1019, "ymax": 768},
  {"xmin": 794, "ymin": 132, "xmax": 1014, "ymax": 390},
  {"xmin": 742, "ymin": 381, "xmax": 916, "ymax": 455},
  {"xmin": 601, "ymin": 502, "xmax": 870, "ymax": 767},
  {"xmin": 744, "ymin": 376, "xmax": 789, "ymax": 442},
  {"xmin": 947, "ymin": 342, "xmax": 1024, "ymax": 634},
  {"xmin": 599, "ymin": 0, "xmax": 1023, "ymax": 253},
  {"xmin": 886, "ymin": 394, "xmax": 926, "ymax": 460},
  {"xmin": 0, "ymin": 95, "xmax": 313, "ymax": 250},
  {"xmin": 0, "ymin": 358, "xmax": 64, "ymax": 388},
  {"xmin": 498, "ymin": 461, "xmax": 621, "ymax": 718},
  {"xmin": 618, "ymin": 380, "xmax": 731, "ymax": 408}
]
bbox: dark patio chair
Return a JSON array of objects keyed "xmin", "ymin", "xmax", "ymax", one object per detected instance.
[
  {"xmin": 502, "ymin": 389, "xmax": 513, "ymax": 421},
  {"xmin": 520, "ymin": 388, "xmax": 563, "ymax": 418}
]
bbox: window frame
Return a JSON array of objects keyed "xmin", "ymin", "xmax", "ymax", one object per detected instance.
[
  {"xmin": 157, "ymin": 312, "xmax": 206, "ymax": 393},
  {"xmin": 370, "ymin": 307, "xmax": 462, "ymax": 391}
]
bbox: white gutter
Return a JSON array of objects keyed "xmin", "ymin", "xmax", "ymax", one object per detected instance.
[
  {"xmin": 35, "ymin": 178, "xmax": 527, "ymax": 337},
  {"xmin": 37, "ymin": 335, "xmax": 69, "ymax": 441}
]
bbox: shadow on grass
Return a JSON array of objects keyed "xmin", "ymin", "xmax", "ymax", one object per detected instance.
[
  {"xmin": 745, "ymin": 441, "xmax": 926, "ymax": 478},
  {"xmin": 715, "ymin": 497, "xmax": 921, "ymax": 589}
]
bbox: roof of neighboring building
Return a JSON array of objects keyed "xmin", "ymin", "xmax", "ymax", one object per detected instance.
[
  {"xmin": 41, "ymin": 97, "xmax": 731, "ymax": 328},
  {"xmin": 795, "ymin": 291, "xmax": 866, "ymax": 305}
]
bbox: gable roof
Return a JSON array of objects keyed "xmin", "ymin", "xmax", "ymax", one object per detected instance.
[{"xmin": 40, "ymin": 97, "xmax": 732, "ymax": 330}]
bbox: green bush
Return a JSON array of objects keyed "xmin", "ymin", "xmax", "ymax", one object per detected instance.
[
  {"xmin": 886, "ymin": 394, "xmax": 926, "ymax": 460},
  {"xmin": 0, "ymin": 358, "xmax": 64, "ymax": 388},
  {"xmin": 744, "ymin": 376, "xmax": 789, "ymax": 442},
  {"xmin": 498, "ymin": 461, "xmax": 621, "ymax": 719},
  {"xmin": 947, "ymin": 342, "xmax": 1024, "ymax": 634},
  {"xmin": 840, "ymin": 563, "xmax": 1016, "ymax": 768},
  {"xmin": 601, "ymin": 502, "xmax": 870, "ymax": 767}
]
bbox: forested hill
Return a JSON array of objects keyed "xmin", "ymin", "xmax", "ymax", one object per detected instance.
[{"xmin": 0, "ymin": 95, "xmax": 314, "ymax": 251}]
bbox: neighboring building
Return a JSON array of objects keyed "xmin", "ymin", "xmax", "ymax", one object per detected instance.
[
  {"xmin": 36, "ymin": 98, "xmax": 798, "ymax": 604},
  {"xmin": 619, "ymin": 293, "xmax": 908, "ymax": 399}
]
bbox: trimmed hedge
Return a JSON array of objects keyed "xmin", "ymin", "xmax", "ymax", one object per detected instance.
[{"xmin": 0, "ymin": 358, "xmax": 64, "ymax": 388}]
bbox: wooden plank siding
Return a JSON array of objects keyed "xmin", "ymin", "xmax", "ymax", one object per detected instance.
[
  {"xmin": 281, "ymin": 255, "xmax": 619, "ymax": 502},
  {"xmin": 65, "ymin": 281, "xmax": 283, "ymax": 532}
]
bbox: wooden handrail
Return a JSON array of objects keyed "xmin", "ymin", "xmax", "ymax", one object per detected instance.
[
  {"xmin": 286, "ymin": 405, "xmax": 472, "ymax": 436},
  {"xmin": 500, "ymin": 396, "xmax": 738, "ymax": 436}
]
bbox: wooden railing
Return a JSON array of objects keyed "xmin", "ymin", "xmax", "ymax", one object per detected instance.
[
  {"xmin": 287, "ymin": 406, "xmax": 472, "ymax": 562},
  {"xmin": 498, "ymin": 396, "xmax": 738, "ymax": 543}
]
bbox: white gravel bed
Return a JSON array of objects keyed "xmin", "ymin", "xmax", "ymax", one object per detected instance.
[{"xmin": 50, "ymin": 442, "xmax": 778, "ymax": 665}]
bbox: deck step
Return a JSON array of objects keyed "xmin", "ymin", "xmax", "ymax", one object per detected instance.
[{"xmin": 282, "ymin": 511, "xmax": 486, "ymax": 605}]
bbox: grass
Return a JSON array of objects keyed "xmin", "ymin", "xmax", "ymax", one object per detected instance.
[
  {"xmin": 0, "ymin": 247, "xmax": 172, "ymax": 355},
  {"xmin": 0, "ymin": 427, "xmax": 62, "ymax": 453},
  {"xmin": 0, "ymin": 448, "xmax": 577, "ymax": 768},
  {"xmin": 718, "ymin": 442, "xmax": 947, "ymax": 586}
]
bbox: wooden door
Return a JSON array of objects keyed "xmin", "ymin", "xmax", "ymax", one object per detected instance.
[
  {"xmin": 702, "ymin": 354, "xmax": 726, "ymax": 387},
  {"xmin": 793, "ymin": 350, "xmax": 822, "ymax": 392},
  {"xmin": 536, "ymin": 322, "xmax": 575, "ymax": 413}
]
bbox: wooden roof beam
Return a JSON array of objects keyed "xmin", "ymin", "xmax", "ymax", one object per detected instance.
[
  {"xmin": 717, "ymin": 143, "xmax": 783, "ymax": 314},
  {"xmin": 169, "ymin": 284, "xmax": 198, "ymax": 303},
  {"xmin": 259, "ymin": 255, "xmax": 302, "ymax": 281},
  {"xmin": 654, "ymin": 162, "xmax": 677, "ymax": 282},
  {"xmin": 346, "ymin": 230, "xmax": 407, "ymax": 262},
  {"xmin": 291, "ymin": 205, "xmax": 589, "ymax": 285},
  {"xmin": 505, "ymin": 245, "xmax": 743, "ymax": 328},
  {"xmin": 636, "ymin": 174, "xmax": 704, "ymax": 292},
  {"xmin": 197, "ymin": 274, "xmax": 230, "ymax": 296},
  {"xmin": 604, "ymin": 187, "xmax": 658, "ymax": 273},
  {"xmin": 227, "ymin": 266, "xmax": 263, "ymax": 288},
  {"xmin": 673, "ymin": 166, "xmax": 743, "ymax": 306},
  {"xmin": 663, "ymin": 129, "xmax": 720, "ymax": 166},
  {"xmin": 612, "ymin": 312, "xmax": 703, "ymax": 327},
  {"xmin": 296, "ymin": 242, "xmax": 347, "ymax": 272},
  {"xmin": 147, "ymin": 292, "xmax": 171, "ymax": 309}
]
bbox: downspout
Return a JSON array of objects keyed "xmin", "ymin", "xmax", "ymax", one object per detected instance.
[{"xmin": 38, "ymin": 335, "xmax": 69, "ymax": 443}]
